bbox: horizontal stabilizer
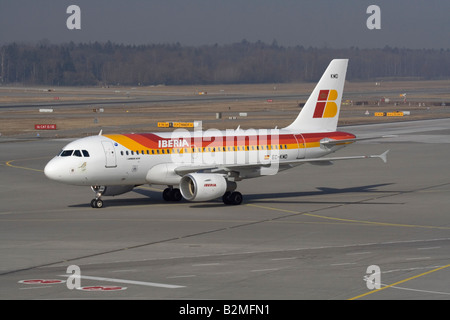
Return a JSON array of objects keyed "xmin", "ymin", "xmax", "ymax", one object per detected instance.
[
  {"xmin": 302, "ymin": 150, "xmax": 389, "ymax": 165},
  {"xmin": 320, "ymin": 135, "xmax": 397, "ymax": 147}
]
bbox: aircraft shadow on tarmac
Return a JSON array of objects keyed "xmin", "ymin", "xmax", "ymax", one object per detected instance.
[
  {"xmin": 68, "ymin": 183, "xmax": 399, "ymax": 208},
  {"xmin": 190, "ymin": 183, "xmax": 400, "ymax": 208}
]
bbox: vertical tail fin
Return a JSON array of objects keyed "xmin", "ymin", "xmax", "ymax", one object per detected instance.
[{"xmin": 284, "ymin": 59, "xmax": 348, "ymax": 133}]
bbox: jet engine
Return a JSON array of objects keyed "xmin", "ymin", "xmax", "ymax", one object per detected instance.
[{"xmin": 180, "ymin": 173, "xmax": 232, "ymax": 202}]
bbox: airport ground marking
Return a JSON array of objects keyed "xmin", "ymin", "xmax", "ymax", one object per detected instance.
[
  {"xmin": 59, "ymin": 274, "xmax": 185, "ymax": 289},
  {"xmin": 349, "ymin": 263, "xmax": 450, "ymax": 300},
  {"xmin": 5, "ymin": 159, "xmax": 44, "ymax": 173},
  {"xmin": 247, "ymin": 203, "xmax": 450, "ymax": 230}
]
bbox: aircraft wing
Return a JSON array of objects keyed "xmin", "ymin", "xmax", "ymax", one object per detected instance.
[{"xmin": 174, "ymin": 150, "xmax": 389, "ymax": 176}]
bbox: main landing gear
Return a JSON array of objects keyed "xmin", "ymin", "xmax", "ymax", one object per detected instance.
[
  {"xmin": 162, "ymin": 187, "xmax": 182, "ymax": 201},
  {"xmin": 222, "ymin": 191, "xmax": 243, "ymax": 205},
  {"xmin": 90, "ymin": 186, "xmax": 105, "ymax": 208}
]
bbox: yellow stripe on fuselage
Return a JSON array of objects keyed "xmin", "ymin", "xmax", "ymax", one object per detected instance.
[{"xmin": 105, "ymin": 134, "xmax": 147, "ymax": 151}]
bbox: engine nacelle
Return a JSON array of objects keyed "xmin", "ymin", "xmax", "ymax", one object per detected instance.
[
  {"xmin": 180, "ymin": 173, "xmax": 231, "ymax": 202},
  {"xmin": 91, "ymin": 185, "xmax": 134, "ymax": 196}
]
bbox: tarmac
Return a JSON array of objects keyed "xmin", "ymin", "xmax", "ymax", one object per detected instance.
[{"xmin": 0, "ymin": 118, "xmax": 449, "ymax": 300}]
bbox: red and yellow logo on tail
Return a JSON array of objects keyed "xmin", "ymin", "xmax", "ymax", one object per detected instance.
[{"xmin": 313, "ymin": 89, "xmax": 338, "ymax": 118}]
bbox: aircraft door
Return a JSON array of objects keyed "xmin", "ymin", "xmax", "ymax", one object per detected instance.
[
  {"xmin": 101, "ymin": 141, "xmax": 117, "ymax": 168},
  {"xmin": 294, "ymin": 134, "xmax": 306, "ymax": 159}
]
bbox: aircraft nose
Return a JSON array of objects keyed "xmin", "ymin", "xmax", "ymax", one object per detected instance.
[{"xmin": 44, "ymin": 158, "xmax": 62, "ymax": 181}]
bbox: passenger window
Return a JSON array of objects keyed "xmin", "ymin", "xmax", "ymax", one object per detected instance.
[
  {"xmin": 82, "ymin": 150, "xmax": 90, "ymax": 157},
  {"xmin": 73, "ymin": 150, "xmax": 82, "ymax": 157},
  {"xmin": 60, "ymin": 150, "xmax": 73, "ymax": 157}
]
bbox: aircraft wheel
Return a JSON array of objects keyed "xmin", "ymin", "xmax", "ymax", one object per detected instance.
[
  {"xmin": 91, "ymin": 199, "xmax": 104, "ymax": 208},
  {"xmin": 223, "ymin": 191, "xmax": 242, "ymax": 205},
  {"xmin": 230, "ymin": 192, "xmax": 243, "ymax": 205},
  {"xmin": 95, "ymin": 199, "xmax": 104, "ymax": 208},
  {"xmin": 222, "ymin": 192, "xmax": 232, "ymax": 205},
  {"xmin": 172, "ymin": 188, "xmax": 182, "ymax": 201},
  {"xmin": 162, "ymin": 188, "xmax": 172, "ymax": 201},
  {"xmin": 163, "ymin": 188, "xmax": 182, "ymax": 201}
]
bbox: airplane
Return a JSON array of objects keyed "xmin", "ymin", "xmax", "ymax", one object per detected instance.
[{"xmin": 44, "ymin": 59, "xmax": 389, "ymax": 208}]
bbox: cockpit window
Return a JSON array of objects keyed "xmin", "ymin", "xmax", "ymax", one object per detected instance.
[
  {"xmin": 60, "ymin": 150, "xmax": 73, "ymax": 157},
  {"xmin": 59, "ymin": 149, "xmax": 90, "ymax": 157}
]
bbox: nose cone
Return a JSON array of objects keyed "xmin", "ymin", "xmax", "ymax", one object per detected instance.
[{"xmin": 44, "ymin": 158, "xmax": 62, "ymax": 181}]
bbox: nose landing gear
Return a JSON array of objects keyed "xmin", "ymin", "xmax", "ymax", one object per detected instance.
[{"xmin": 90, "ymin": 186, "xmax": 105, "ymax": 208}]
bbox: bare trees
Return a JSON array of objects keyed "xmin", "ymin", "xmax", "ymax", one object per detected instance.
[{"xmin": 0, "ymin": 41, "xmax": 449, "ymax": 86}]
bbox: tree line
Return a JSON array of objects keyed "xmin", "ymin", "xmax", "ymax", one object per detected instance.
[{"xmin": 1, "ymin": 40, "xmax": 449, "ymax": 86}]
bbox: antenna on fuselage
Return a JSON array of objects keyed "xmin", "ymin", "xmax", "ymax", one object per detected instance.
[{"xmin": 98, "ymin": 129, "xmax": 103, "ymax": 136}]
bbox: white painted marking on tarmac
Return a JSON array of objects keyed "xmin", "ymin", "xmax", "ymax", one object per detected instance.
[
  {"xmin": 59, "ymin": 274, "xmax": 185, "ymax": 288},
  {"xmin": 382, "ymin": 265, "xmax": 444, "ymax": 274},
  {"xmin": 192, "ymin": 263, "xmax": 222, "ymax": 267},
  {"xmin": 346, "ymin": 252, "xmax": 371, "ymax": 255},
  {"xmin": 330, "ymin": 262, "xmax": 357, "ymax": 266},
  {"xmin": 251, "ymin": 268, "xmax": 280, "ymax": 272},
  {"xmin": 405, "ymin": 257, "xmax": 431, "ymax": 261},
  {"xmin": 166, "ymin": 275, "xmax": 197, "ymax": 279},
  {"xmin": 383, "ymin": 284, "xmax": 450, "ymax": 296},
  {"xmin": 271, "ymin": 257, "xmax": 296, "ymax": 261},
  {"xmin": 417, "ymin": 247, "xmax": 441, "ymax": 250}
]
